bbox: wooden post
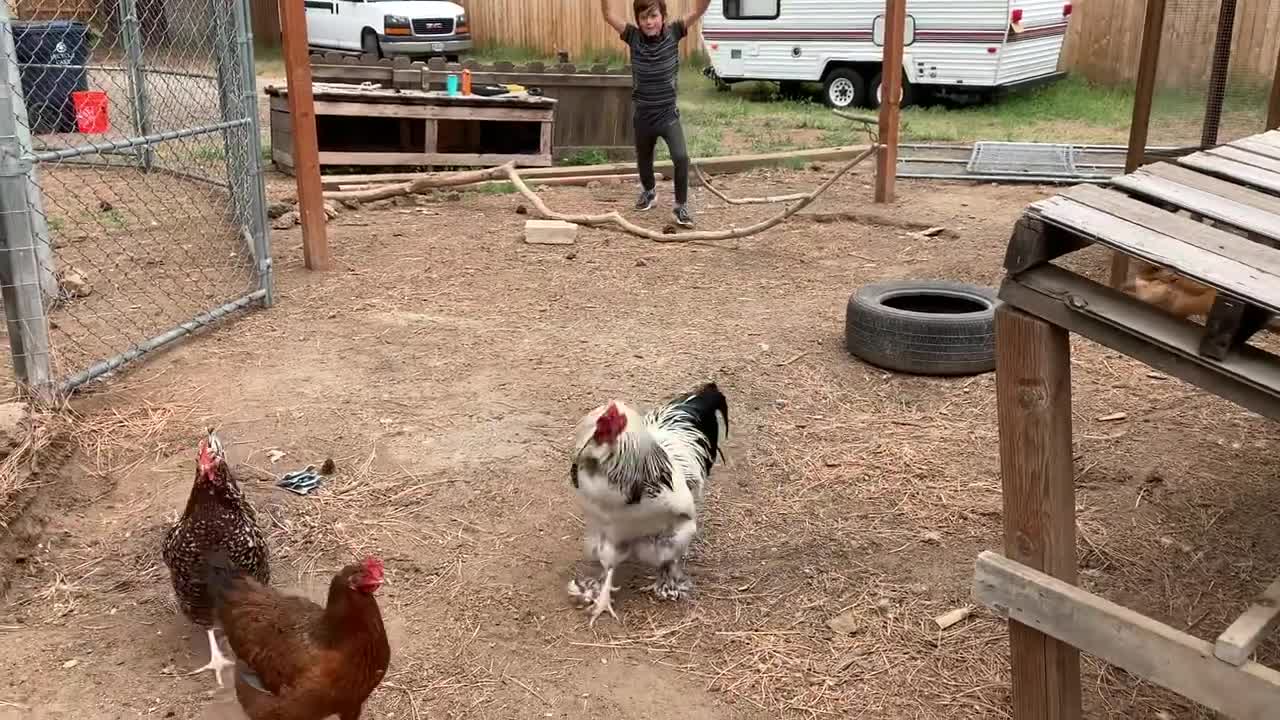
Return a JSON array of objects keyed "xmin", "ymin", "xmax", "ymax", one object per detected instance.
[
  {"xmin": 1113, "ymin": 0, "xmax": 1167, "ymax": 288},
  {"xmin": 279, "ymin": 0, "xmax": 332, "ymax": 270},
  {"xmin": 1268, "ymin": 39, "xmax": 1280, "ymax": 130},
  {"xmin": 1200, "ymin": 0, "xmax": 1238, "ymax": 148},
  {"xmin": 874, "ymin": 0, "xmax": 907, "ymax": 204},
  {"xmin": 994, "ymin": 305, "xmax": 1082, "ymax": 720}
]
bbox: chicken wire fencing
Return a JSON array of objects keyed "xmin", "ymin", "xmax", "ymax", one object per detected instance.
[{"xmin": 0, "ymin": 0, "xmax": 271, "ymax": 396}]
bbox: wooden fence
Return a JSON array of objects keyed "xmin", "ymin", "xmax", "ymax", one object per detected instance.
[{"xmin": 1061, "ymin": 0, "xmax": 1279, "ymax": 86}]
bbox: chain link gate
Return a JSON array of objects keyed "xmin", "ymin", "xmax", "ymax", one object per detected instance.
[{"xmin": 0, "ymin": 0, "xmax": 271, "ymax": 397}]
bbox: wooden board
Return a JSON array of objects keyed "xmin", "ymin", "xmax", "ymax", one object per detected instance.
[
  {"xmin": 1145, "ymin": 162, "xmax": 1280, "ymax": 219},
  {"xmin": 268, "ymin": 84, "xmax": 558, "ymax": 110},
  {"xmin": 1110, "ymin": 170, "xmax": 1280, "ymax": 244},
  {"xmin": 318, "ymin": 145, "xmax": 873, "ymax": 188},
  {"xmin": 1231, "ymin": 138, "xmax": 1280, "ymax": 162},
  {"xmin": 316, "ymin": 151, "xmax": 553, "ymax": 168},
  {"xmin": 1216, "ymin": 578, "xmax": 1280, "ymax": 667},
  {"xmin": 1206, "ymin": 145, "xmax": 1280, "ymax": 175},
  {"xmin": 994, "ymin": 305, "xmax": 1082, "ymax": 720},
  {"xmin": 999, "ymin": 266, "xmax": 1280, "ymax": 420},
  {"xmin": 310, "ymin": 99, "xmax": 552, "ymax": 122},
  {"xmin": 975, "ymin": 551, "xmax": 1280, "ymax": 720},
  {"xmin": 1030, "ymin": 188, "xmax": 1280, "ymax": 313},
  {"xmin": 1179, "ymin": 152, "xmax": 1280, "ymax": 195}
]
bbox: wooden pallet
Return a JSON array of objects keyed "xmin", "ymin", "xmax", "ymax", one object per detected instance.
[
  {"xmin": 267, "ymin": 84, "xmax": 557, "ymax": 171},
  {"xmin": 979, "ymin": 128, "xmax": 1280, "ymax": 720}
]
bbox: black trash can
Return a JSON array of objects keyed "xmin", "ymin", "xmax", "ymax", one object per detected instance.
[{"xmin": 12, "ymin": 20, "xmax": 91, "ymax": 135}]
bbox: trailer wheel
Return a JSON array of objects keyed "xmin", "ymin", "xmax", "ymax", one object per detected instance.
[
  {"xmin": 867, "ymin": 71, "xmax": 914, "ymax": 110},
  {"xmin": 822, "ymin": 68, "xmax": 866, "ymax": 109}
]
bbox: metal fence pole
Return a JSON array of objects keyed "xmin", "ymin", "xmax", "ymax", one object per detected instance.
[
  {"xmin": 234, "ymin": 0, "xmax": 272, "ymax": 306},
  {"xmin": 118, "ymin": 0, "xmax": 154, "ymax": 170},
  {"xmin": 0, "ymin": 15, "xmax": 51, "ymax": 397},
  {"xmin": 0, "ymin": 2, "xmax": 57, "ymax": 303}
]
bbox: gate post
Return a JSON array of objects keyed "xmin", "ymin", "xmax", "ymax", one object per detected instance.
[{"xmin": 232, "ymin": 0, "xmax": 272, "ymax": 306}]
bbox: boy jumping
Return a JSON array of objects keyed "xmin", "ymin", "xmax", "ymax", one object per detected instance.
[{"xmin": 600, "ymin": 0, "xmax": 711, "ymax": 228}]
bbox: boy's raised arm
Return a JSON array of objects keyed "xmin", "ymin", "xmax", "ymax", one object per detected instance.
[
  {"xmin": 600, "ymin": 0, "xmax": 626, "ymax": 34},
  {"xmin": 683, "ymin": 0, "xmax": 712, "ymax": 29}
]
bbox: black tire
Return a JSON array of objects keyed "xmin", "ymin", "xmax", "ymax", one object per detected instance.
[
  {"xmin": 866, "ymin": 70, "xmax": 915, "ymax": 110},
  {"xmin": 822, "ymin": 67, "xmax": 867, "ymax": 109},
  {"xmin": 844, "ymin": 280, "xmax": 999, "ymax": 376},
  {"xmin": 361, "ymin": 29, "xmax": 382, "ymax": 59}
]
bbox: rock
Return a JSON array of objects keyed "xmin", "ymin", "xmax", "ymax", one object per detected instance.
[
  {"xmin": 523, "ymin": 219, "xmax": 577, "ymax": 245},
  {"xmin": 515, "ymin": 204, "xmax": 528, "ymax": 215},
  {"xmin": 635, "ymin": 258, "xmax": 647, "ymax": 267},
  {"xmin": 59, "ymin": 269, "xmax": 92, "ymax": 298},
  {"xmin": 271, "ymin": 211, "xmax": 300, "ymax": 230},
  {"xmin": 0, "ymin": 402, "xmax": 27, "ymax": 454},
  {"xmin": 266, "ymin": 201, "xmax": 294, "ymax": 219},
  {"xmin": 323, "ymin": 201, "xmax": 340, "ymax": 220},
  {"xmin": 827, "ymin": 609, "xmax": 863, "ymax": 635},
  {"xmin": 445, "ymin": 191, "xmax": 462, "ymax": 202}
]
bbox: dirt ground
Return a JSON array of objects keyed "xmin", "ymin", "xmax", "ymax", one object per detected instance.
[{"xmin": 2, "ymin": 161, "xmax": 1280, "ymax": 720}]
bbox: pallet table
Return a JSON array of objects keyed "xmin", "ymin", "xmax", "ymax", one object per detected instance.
[
  {"xmin": 974, "ymin": 128, "xmax": 1280, "ymax": 720},
  {"xmin": 267, "ymin": 84, "xmax": 557, "ymax": 172}
]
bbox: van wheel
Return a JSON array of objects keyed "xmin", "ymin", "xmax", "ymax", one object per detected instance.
[
  {"xmin": 361, "ymin": 29, "xmax": 382, "ymax": 60},
  {"xmin": 867, "ymin": 71, "xmax": 914, "ymax": 110},
  {"xmin": 822, "ymin": 68, "xmax": 867, "ymax": 109}
]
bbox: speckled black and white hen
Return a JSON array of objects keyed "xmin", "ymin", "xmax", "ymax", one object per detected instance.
[{"xmin": 161, "ymin": 429, "xmax": 270, "ymax": 688}]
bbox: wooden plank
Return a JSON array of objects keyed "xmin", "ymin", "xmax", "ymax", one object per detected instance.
[
  {"xmin": 1207, "ymin": 145, "xmax": 1280, "ymax": 175},
  {"xmin": 1145, "ymin": 162, "xmax": 1280, "ymax": 218},
  {"xmin": 1110, "ymin": 171, "xmax": 1280, "ymax": 243},
  {"xmin": 1179, "ymin": 152, "xmax": 1280, "ymax": 195},
  {"xmin": 317, "ymin": 151, "xmax": 553, "ymax": 168},
  {"xmin": 1030, "ymin": 193, "xmax": 1280, "ymax": 313},
  {"xmin": 974, "ymin": 551, "xmax": 1280, "ymax": 720},
  {"xmin": 539, "ymin": 121, "xmax": 553, "ymax": 157},
  {"xmin": 998, "ymin": 267, "xmax": 1280, "ymax": 420},
  {"xmin": 310, "ymin": 99, "xmax": 553, "ymax": 122},
  {"xmin": 1230, "ymin": 138, "xmax": 1280, "ymax": 162},
  {"xmin": 1002, "ymin": 215, "xmax": 1091, "ymax": 274},
  {"xmin": 278, "ymin": 0, "xmax": 330, "ymax": 271},
  {"xmin": 1255, "ymin": 131, "xmax": 1280, "ymax": 148},
  {"xmin": 1114, "ymin": 0, "xmax": 1168, "ymax": 289},
  {"xmin": 994, "ymin": 305, "xmax": 1082, "ymax": 720},
  {"xmin": 318, "ymin": 144, "xmax": 873, "ymax": 189},
  {"xmin": 874, "ymin": 0, "xmax": 907, "ymax": 204},
  {"xmin": 1216, "ymin": 578, "xmax": 1280, "ymax": 667}
]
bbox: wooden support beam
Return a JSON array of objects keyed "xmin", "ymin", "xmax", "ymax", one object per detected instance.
[
  {"xmin": 279, "ymin": 0, "xmax": 332, "ymax": 271},
  {"xmin": 874, "ymin": 0, "xmax": 907, "ymax": 204},
  {"xmin": 1268, "ymin": 39, "xmax": 1280, "ymax": 130},
  {"xmin": 1216, "ymin": 578, "xmax": 1280, "ymax": 667},
  {"xmin": 994, "ymin": 305, "xmax": 1082, "ymax": 720},
  {"xmin": 1200, "ymin": 0, "xmax": 1238, "ymax": 148},
  {"xmin": 1115, "ymin": 0, "xmax": 1168, "ymax": 288},
  {"xmin": 975, "ymin": 551, "xmax": 1280, "ymax": 720}
]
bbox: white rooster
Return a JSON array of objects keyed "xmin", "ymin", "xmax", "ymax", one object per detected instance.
[{"xmin": 567, "ymin": 381, "xmax": 729, "ymax": 626}]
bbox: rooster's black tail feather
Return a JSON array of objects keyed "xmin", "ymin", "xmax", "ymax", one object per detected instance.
[{"xmin": 670, "ymin": 382, "xmax": 729, "ymax": 472}]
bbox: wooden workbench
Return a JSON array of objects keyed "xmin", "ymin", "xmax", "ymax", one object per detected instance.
[
  {"xmin": 267, "ymin": 84, "xmax": 557, "ymax": 171},
  {"xmin": 975, "ymin": 129, "xmax": 1280, "ymax": 720}
]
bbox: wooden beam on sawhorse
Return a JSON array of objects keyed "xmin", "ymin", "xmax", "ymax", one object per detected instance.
[{"xmin": 874, "ymin": 0, "xmax": 907, "ymax": 204}]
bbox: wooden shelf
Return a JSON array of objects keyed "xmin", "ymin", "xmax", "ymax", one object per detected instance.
[{"xmin": 267, "ymin": 85, "xmax": 556, "ymax": 171}]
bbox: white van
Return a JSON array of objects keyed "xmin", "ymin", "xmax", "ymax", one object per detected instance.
[
  {"xmin": 701, "ymin": 0, "xmax": 1072, "ymax": 108},
  {"xmin": 304, "ymin": 0, "xmax": 471, "ymax": 59}
]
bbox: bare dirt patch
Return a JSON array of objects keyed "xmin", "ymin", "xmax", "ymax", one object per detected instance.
[{"xmin": 2, "ymin": 164, "xmax": 1279, "ymax": 720}]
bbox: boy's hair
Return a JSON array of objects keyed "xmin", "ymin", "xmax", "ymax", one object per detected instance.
[{"xmin": 633, "ymin": 0, "xmax": 666, "ymax": 18}]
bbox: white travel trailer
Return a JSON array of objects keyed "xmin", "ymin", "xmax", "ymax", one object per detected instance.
[{"xmin": 701, "ymin": 0, "xmax": 1072, "ymax": 108}]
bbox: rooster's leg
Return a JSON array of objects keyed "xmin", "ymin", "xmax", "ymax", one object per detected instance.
[
  {"xmin": 185, "ymin": 627, "xmax": 235, "ymax": 688},
  {"xmin": 588, "ymin": 566, "xmax": 619, "ymax": 627},
  {"xmin": 640, "ymin": 518, "xmax": 697, "ymax": 601}
]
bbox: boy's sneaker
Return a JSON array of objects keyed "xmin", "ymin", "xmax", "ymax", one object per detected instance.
[
  {"xmin": 673, "ymin": 204, "xmax": 694, "ymax": 228},
  {"xmin": 635, "ymin": 188, "xmax": 657, "ymax": 211}
]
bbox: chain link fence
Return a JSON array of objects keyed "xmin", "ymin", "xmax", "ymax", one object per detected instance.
[{"xmin": 0, "ymin": 0, "xmax": 271, "ymax": 396}]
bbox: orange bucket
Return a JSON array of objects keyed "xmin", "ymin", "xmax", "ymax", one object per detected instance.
[{"xmin": 71, "ymin": 90, "xmax": 108, "ymax": 134}]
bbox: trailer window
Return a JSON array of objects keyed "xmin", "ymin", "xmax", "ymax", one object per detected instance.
[{"xmin": 724, "ymin": 0, "xmax": 780, "ymax": 20}]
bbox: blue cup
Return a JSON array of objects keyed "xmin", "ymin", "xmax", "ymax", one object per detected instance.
[{"xmin": 446, "ymin": 74, "xmax": 459, "ymax": 95}]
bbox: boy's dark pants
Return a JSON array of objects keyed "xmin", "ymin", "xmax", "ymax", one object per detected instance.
[{"xmin": 635, "ymin": 115, "xmax": 690, "ymax": 205}]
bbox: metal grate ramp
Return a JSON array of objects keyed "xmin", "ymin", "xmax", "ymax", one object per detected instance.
[{"xmin": 966, "ymin": 141, "xmax": 1079, "ymax": 177}]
